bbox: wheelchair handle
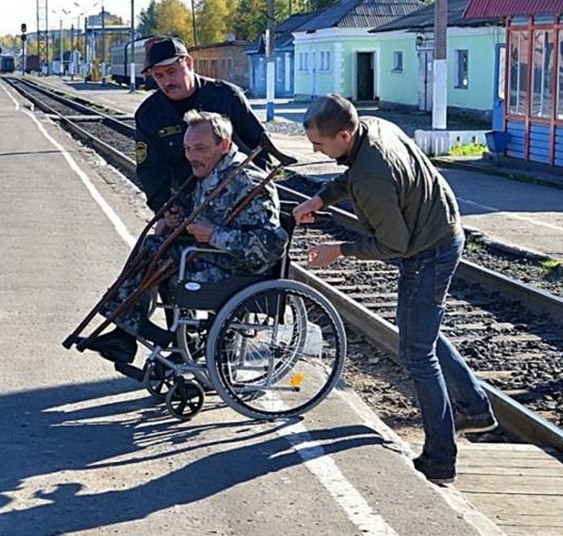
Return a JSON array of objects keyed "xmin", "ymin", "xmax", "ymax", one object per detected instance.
[{"xmin": 311, "ymin": 210, "xmax": 332, "ymax": 221}]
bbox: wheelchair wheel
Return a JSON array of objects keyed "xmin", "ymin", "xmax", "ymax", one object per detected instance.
[
  {"xmin": 143, "ymin": 361, "xmax": 172, "ymax": 400},
  {"xmin": 206, "ymin": 279, "xmax": 346, "ymax": 420},
  {"xmin": 165, "ymin": 377, "xmax": 205, "ymax": 421}
]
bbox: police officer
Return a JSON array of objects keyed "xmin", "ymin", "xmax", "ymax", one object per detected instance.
[{"xmin": 135, "ymin": 36, "xmax": 272, "ymax": 214}]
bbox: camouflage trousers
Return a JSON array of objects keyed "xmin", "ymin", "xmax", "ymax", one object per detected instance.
[{"xmin": 100, "ymin": 234, "xmax": 231, "ymax": 336}]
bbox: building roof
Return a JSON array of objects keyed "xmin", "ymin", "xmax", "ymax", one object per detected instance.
[
  {"xmin": 295, "ymin": 0, "xmax": 424, "ymax": 33},
  {"xmin": 373, "ymin": 0, "xmax": 502, "ymax": 32},
  {"xmin": 464, "ymin": 0, "xmax": 563, "ymax": 18},
  {"xmin": 275, "ymin": 11, "xmax": 318, "ymax": 48}
]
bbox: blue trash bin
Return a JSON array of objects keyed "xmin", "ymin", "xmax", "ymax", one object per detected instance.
[{"xmin": 485, "ymin": 131, "xmax": 510, "ymax": 153}]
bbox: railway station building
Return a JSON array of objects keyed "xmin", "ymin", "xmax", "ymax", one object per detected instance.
[{"xmin": 464, "ymin": 0, "xmax": 563, "ymax": 167}]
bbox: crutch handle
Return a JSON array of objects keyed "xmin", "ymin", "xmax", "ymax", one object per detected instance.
[
  {"xmin": 62, "ymin": 334, "xmax": 78, "ymax": 349},
  {"xmin": 260, "ymin": 133, "xmax": 298, "ymax": 167}
]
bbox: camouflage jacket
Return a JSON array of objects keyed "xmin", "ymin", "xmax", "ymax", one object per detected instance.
[
  {"xmin": 184, "ymin": 144, "xmax": 288, "ymax": 280},
  {"xmin": 100, "ymin": 145, "xmax": 289, "ymax": 335}
]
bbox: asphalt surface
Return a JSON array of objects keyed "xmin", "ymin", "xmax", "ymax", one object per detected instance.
[{"xmin": 0, "ymin": 80, "xmax": 504, "ymax": 536}]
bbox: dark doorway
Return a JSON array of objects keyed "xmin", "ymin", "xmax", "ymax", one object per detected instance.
[{"xmin": 356, "ymin": 52, "xmax": 374, "ymax": 100}]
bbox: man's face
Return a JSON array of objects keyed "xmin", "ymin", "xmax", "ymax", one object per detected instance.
[
  {"xmin": 184, "ymin": 123, "xmax": 230, "ymax": 177},
  {"xmin": 151, "ymin": 57, "xmax": 195, "ymax": 100},
  {"xmin": 305, "ymin": 125, "xmax": 351, "ymax": 160}
]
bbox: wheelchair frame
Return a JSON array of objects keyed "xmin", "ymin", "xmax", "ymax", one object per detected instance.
[
  {"xmin": 140, "ymin": 213, "xmax": 347, "ymax": 421},
  {"xmin": 63, "ymin": 135, "xmax": 347, "ymax": 421}
]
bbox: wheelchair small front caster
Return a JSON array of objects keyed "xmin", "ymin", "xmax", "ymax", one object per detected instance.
[
  {"xmin": 143, "ymin": 361, "xmax": 173, "ymax": 400},
  {"xmin": 165, "ymin": 377, "xmax": 205, "ymax": 421}
]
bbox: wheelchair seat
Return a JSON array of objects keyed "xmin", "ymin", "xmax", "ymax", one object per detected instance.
[{"xmin": 175, "ymin": 204, "xmax": 296, "ymax": 312}]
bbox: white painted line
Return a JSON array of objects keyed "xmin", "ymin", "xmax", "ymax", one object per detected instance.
[
  {"xmin": 1, "ymin": 81, "xmax": 20, "ymax": 109},
  {"xmin": 458, "ymin": 198, "xmax": 563, "ymax": 232},
  {"xmin": 277, "ymin": 420, "xmax": 400, "ymax": 536},
  {"xmin": 20, "ymin": 100, "xmax": 400, "ymax": 534},
  {"xmin": 21, "ymin": 107, "xmax": 136, "ymax": 249}
]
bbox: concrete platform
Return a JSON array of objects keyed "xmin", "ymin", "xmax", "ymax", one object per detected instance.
[
  {"xmin": 0, "ymin": 77, "xmax": 502, "ymax": 536},
  {"xmin": 2, "ymin": 76, "xmax": 563, "ymax": 536}
]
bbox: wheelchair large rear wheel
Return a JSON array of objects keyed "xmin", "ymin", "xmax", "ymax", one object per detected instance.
[{"xmin": 206, "ymin": 279, "xmax": 346, "ymax": 420}]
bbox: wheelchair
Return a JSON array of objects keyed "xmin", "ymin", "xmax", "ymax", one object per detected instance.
[
  {"xmin": 138, "ymin": 205, "xmax": 347, "ymax": 421},
  {"xmin": 63, "ymin": 135, "xmax": 347, "ymax": 421}
]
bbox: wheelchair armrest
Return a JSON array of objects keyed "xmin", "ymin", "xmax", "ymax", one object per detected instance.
[{"xmin": 177, "ymin": 245, "xmax": 230, "ymax": 282}]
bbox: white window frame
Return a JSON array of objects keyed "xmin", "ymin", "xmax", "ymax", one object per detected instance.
[{"xmin": 391, "ymin": 50, "xmax": 403, "ymax": 73}]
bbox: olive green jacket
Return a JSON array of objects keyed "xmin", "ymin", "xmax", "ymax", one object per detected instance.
[{"xmin": 318, "ymin": 117, "xmax": 462, "ymax": 260}]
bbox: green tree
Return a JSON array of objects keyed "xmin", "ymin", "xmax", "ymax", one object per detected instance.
[
  {"xmin": 196, "ymin": 0, "xmax": 238, "ymax": 44},
  {"xmin": 308, "ymin": 0, "xmax": 338, "ymax": 9},
  {"xmin": 155, "ymin": 0, "xmax": 195, "ymax": 45},
  {"xmin": 287, "ymin": 0, "xmax": 311, "ymax": 14},
  {"xmin": 234, "ymin": 0, "xmax": 294, "ymax": 41},
  {"xmin": 138, "ymin": 0, "xmax": 159, "ymax": 37}
]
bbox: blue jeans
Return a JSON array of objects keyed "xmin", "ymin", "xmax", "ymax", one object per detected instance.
[{"xmin": 396, "ymin": 232, "xmax": 492, "ymax": 465}]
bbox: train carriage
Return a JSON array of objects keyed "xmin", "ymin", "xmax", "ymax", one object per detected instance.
[
  {"xmin": 0, "ymin": 55, "xmax": 16, "ymax": 73},
  {"xmin": 110, "ymin": 37, "xmax": 156, "ymax": 89}
]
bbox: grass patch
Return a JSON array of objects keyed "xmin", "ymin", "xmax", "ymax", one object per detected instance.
[
  {"xmin": 465, "ymin": 240, "xmax": 483, "ymax": 253},
  {"xmin": 541, "ymin": 259, "xmax": 563, "ymax": 280},
  {"xmin": 449, "ymin": 142, "xmax": 488, "ymax": 157}
]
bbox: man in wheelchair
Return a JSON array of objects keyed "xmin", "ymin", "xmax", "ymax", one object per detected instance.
[{"xmin": 76, "ymin": 111, "xmax": 289, "ymax": 374}]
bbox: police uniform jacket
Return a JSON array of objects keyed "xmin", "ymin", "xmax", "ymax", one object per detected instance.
[
  {"xmin": 317, "ymin": 117, "xmax": 463, "ymax": 260},
  {"xmin": 135, "ymin": 74, "xmax": 270, "ymax": 213}
]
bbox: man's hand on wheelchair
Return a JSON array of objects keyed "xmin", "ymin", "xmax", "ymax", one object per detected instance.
[
  {"xmin": 186, "ymin": 220, "xmax": 214, "ymax": 243},
  {"xmin": 293, "ymin": 195, "xmax": 324, "ymax": 224},
  {"xmin": 307, "ymin": 242, "xmax": 343, "ymax": 268}
]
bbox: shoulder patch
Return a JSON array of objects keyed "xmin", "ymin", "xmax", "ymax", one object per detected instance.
[{"xmin": 135, "ymin": 142, "xmax": 148, "ymax": 164}]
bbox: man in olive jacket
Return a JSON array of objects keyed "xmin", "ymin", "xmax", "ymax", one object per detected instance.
[{"xmin": 293, "ymin": 94, "xmax": 497, "ymax": 485}]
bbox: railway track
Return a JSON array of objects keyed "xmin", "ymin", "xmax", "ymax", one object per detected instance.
[{"xmin": 7, "ymin": 75, "xmax": 563, "ymax": 453}]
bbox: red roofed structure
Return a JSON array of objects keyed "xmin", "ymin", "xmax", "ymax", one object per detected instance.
[
  {"xmin": 464, "ymin": 0, "xmax": 563, "ymax": 166},
  {"xmin": 464, "ymin": 0, "xmax": 563, "ymax": 19}
]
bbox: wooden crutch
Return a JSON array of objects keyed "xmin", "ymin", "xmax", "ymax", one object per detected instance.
[
  {"xmin": 74, "ymin": 135, "xmax": 297, "ymax": 350},
  {"xmin": 63, "ymin": 141, "xmax": 265, "ymax": 350},
  {"xmin": 67, "ymin": 140, "xmax": 265, "ymax": 350}
]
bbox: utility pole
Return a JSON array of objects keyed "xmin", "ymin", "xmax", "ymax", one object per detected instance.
[
  {"xmin": 59, "ymin": 18, "xmax": 63, "ymax": 75},
  {"xmin": 129, "ymin": 0, "xmax": 135, "ymax": 92},
  {"xmin": 266, "ymin": 0, "xmax": 275, "ymax": 121},
  {"xmin": 432, "ymin": 0, "xmax": 447, "ymax": 130},
  {"xmin": 190, "ymin": 0, "xmax": 198, "ymax": 63},
  {"xmin": 101, "ymin": 3, "xmax": 106, "ymax": 84},
  {"xmin": 70, "ymin": 23, "xmax": 74, "ymax": 79}
]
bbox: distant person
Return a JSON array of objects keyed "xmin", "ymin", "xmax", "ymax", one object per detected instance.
[
  {"xmin": 135, "ymin": 36, "xmax": 272, "ymax": 214},
  {"xmin": 293, "ymin": 94, "xmax": 497, "ymax": 485}
]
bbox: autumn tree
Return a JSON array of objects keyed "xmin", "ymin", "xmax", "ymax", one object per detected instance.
[
  {"xmin": 195, "ymin": 0, "xmax": 238, "ymax": 44},
  {"xmin": 155, "ymin": 0, "xmax": 195, "ymax": 46}
]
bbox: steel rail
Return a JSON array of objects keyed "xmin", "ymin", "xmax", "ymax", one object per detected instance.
[{"xmin": 279, "ymin": 186, "xmax": 563, "ymax": 451}]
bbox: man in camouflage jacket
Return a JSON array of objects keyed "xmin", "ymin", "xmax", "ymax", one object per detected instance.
[{"xmin": 80, "ymin": 111, "xmax": 288, "ymax": 364}]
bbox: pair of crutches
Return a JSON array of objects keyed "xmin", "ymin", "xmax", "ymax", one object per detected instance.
[{"xmin": 62, "ymin": 133, "xmax": 297, "ymax": 352}]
